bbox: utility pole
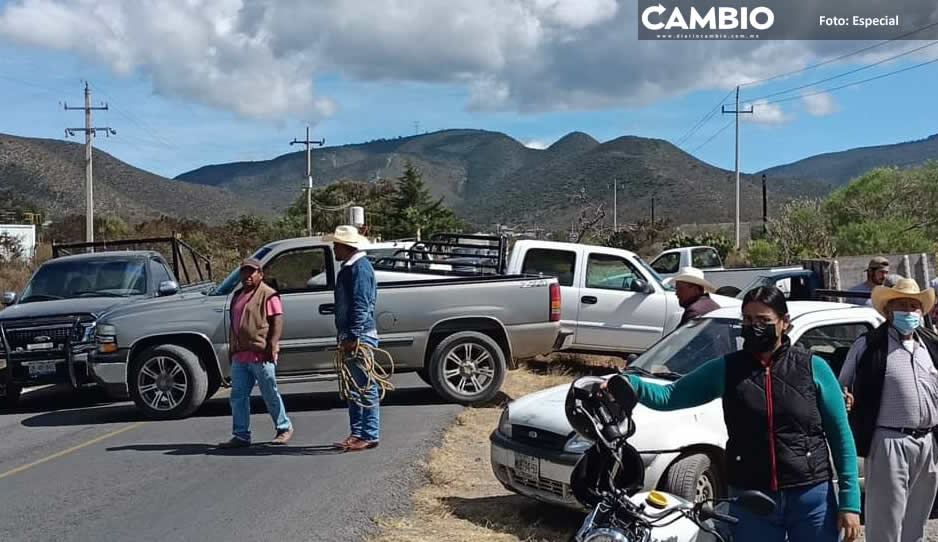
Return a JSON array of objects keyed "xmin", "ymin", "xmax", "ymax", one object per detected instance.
[
  {"xmin": 413, "ymin": 121, "xmax": 420, "ymax": 135},
  {"xmin": 64, "ymin": 82, "xmax": 115, "ymax": 245},
  {"xmin": 762, "ymin": 173, "xmax": 768, "ymax": 234},
  {"xmin": 722, "ymin": 86, "xmax": 753, "ymax": 249},
  {"xmin": 651, "ymin": 197, "xmax": 656, "ymax": 224},
  {"xmin": 290, "ymin": 126, "xmax": 325, "ymax": 237},
  {"xmin": 613, "ymin": 178, "xmax": 617, "ymax": 233}
]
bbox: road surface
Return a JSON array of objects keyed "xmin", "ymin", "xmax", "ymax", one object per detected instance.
[{"xmin": 0, "ymin": 375, "xmax": 460, "ymax": 542}]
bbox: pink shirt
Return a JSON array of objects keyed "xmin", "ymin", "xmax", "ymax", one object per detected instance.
[{"xmin": 231, "ymin": 289, "xmax": 283, "ymax": 363}]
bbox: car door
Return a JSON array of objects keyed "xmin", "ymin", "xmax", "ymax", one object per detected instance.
[
  {"xmin": 576, "ymin": 251, "xmax": 668, "ymax": 351},
  {"xmin": 260, "ymin": 246, "xmax": 338, "ymax": 374}
]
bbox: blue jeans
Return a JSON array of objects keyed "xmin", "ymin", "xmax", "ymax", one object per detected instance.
[
  {"xmin": 230, "ymin": 361, "xmax": 292, "ymax": 442},
  {"xmin": 729, "ymin": 481, "xmax": 838, "ymax": 542},
  {"xmin": 346, "ymin": 354, "xmax": 380, "ymax": 442}
]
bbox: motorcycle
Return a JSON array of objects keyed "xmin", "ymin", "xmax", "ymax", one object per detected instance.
[{"xmin": 564, "ymin": 375, "xmax": 777, "ymax": 542}]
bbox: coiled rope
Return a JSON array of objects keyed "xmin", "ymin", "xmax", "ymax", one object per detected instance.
[{"xmin": 333, "ymin": 341, "xmax": 396, "ymax": 408}]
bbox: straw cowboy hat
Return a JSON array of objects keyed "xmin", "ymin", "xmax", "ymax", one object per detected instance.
[
  {"xmin": 323, "ymin": 225, "xmax": 369, "ymax": 248},
  {"xmin": 871, "ymin": 278, "xmax": 936, "ymax": 316},
  {"xmin": 664, "ymin": 267, "xmax": 716, "ymax": 293}
]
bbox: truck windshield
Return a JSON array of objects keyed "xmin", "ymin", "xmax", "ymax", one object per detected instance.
[
  {"xmin": 20, "ymin": 259, "xmax": 148, "ymax": 303},
  {"xmin": 210, "ymin": 247, "xmax": 272, "ymax": 296},
  {"xmin": 629, "ymin": 318, "xmax": 742, "ymax": 376}
]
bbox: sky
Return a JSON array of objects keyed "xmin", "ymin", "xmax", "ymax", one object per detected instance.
[{"xmin": 1, "ymin": 0, "xmax": 937, "ymax": 181}]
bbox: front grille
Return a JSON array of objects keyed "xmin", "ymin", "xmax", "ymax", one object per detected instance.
[
  {"xmin": 509, "ymin": 468, "xmax": 570, "ymax": 499},
  {"xmin": 4, "ymin": 324, "xmax": 72, "ymax": 351},
  {"xmin": 511, "ymin": 424, "xmax": 570, "ymax": 451}
]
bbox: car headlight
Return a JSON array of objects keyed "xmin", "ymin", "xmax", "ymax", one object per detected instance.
[
  {"xmin": 565, "ymin": 433, "xmax": 593, "ymax": 453},
  {"xmin": 74, "ymin": 321, "xmax": 97, "ymax": 344},
  {"xmin": 498, "ymin": 407, "xmax": 512, "ymax": 438},
  {"xmin": 96, "ymin": 324, "xmax": 118, "ymax": 353}
]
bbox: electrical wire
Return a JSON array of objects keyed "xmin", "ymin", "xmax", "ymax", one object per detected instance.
[{"xmin": 691, "ymin": 119, "xmax": 734, "ymax": 153}]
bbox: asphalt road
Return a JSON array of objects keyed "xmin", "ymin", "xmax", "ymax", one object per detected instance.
[{"xmin": 0, "ymin": 375, "xmax": 461, "ymax": 542}]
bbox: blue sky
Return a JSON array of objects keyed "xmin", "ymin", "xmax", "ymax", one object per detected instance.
[{"xmin": 1, "ymin": 0, "xmax": 937, "ymax": 181}]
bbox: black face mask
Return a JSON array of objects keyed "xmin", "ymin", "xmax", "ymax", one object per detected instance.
[{"xmin": 741, "ymin": 322, "xmax": 778, "ymax": 353}]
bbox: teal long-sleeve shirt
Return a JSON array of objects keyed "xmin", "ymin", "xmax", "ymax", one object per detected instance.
[{"xmin": 625, "ymin": 356, "xmax": 861, "ymax": 513}]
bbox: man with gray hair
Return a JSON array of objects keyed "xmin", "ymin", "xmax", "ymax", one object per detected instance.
[{"xmin": 839, "ymin": 278, "xmax": 938, "ymax": 542}]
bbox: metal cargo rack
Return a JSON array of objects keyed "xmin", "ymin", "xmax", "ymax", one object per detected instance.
[{"xmin": 373, "ymin": 232, "xmax": 509, "ymax": 276}]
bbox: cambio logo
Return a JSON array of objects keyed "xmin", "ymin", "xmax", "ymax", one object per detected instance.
[{"xmin": 642, "ymin": 4, "xmax": 775, "ymax": 31}]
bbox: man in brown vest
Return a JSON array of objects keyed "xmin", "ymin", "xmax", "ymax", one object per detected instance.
[{"xmin": 218, "ymin": 258, "xmax": 293, "ymax": 448}]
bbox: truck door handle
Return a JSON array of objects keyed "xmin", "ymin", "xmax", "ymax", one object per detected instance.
[
  {"xmin": 319, "ymin": 304, "xmax": 335, "ymax": 315},
  {"xmin": 581, "ymin": 296, "xmax": 597, "ymax": 305}
]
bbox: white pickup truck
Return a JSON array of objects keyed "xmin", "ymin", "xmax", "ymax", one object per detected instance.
[
  {"xmin": 504, "ymin": 241, "xmax": 741, "ymax": 356},
  {"xmin": 650, "ymin": 245, "xmax": 803, "ymax": 296}
]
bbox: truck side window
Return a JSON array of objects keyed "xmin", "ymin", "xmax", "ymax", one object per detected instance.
[
  {"xmin": 795, "ymin": 322, "xmax": 871, "ymax": 377},
  {"xmin": 521, "ymin": 249, "xmax": 576, "ymax": 287},
  {"xmin": 150, "ymin": 258, "xmax": 173, "ymax": 287},
  {"xmin": 651, "ymin": 253, "xmax": 680, "ymax": 275},
  {"xmin": 263, "ymin": 248, "xmax": 332, "ymax": 293},
  {"xmin": 586, "ymin": 253, "xmax": 642, "ymax": 291},
  {"xmin": 692, "ymin": 248, "xmax": 722, "ymax": 269}
]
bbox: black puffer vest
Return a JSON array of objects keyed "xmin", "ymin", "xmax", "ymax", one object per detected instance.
[
  {"xmin": 723, "ymin": 340, "xmax": 833, "ymax": 492},
  {"xmin": 849, "ymin": 324, "xmax": 938, "ymax": 457}
]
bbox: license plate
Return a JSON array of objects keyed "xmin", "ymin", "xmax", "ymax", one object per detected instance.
[
  {"xmin": 28, "ymin": 362, "xmax": 57, "ymax": 377},
  {"xmin": 26, "ymin": 342, "xmax": 54, "ymax": 351},
  {"xmin": 514, "ymin": 453, "xmax": 540, "ymax": 479}
]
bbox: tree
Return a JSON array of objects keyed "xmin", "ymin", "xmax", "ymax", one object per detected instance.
[
  {"xmin": 386, "ymin": 163, "xmax": 462, "ymax": 239},
  {"xmin": 766, "ymin": 198, "xmax": 836, "ymax": 264},
  {"xmin": 604, "ymin": 218, "xmax": 672, "ymax": 253},
  {"xmin": 568, "ymin": 187, "xmax": 606, "ymax": 243}
]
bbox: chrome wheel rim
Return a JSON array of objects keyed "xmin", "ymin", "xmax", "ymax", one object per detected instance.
[
  {"xmin": 696, "ymin": 471, "xmax": 715, "ymax": 503},
  {"xmin": 137, "ymin": 356, "xmax": 188, "ymax": 411},
  {"xmin": 442, "ymin": 343, "xmax": 496, "ymax": 397}
]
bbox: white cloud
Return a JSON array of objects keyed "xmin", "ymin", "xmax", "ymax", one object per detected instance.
[
  {"xmin": 745, "ymin": 100, "xmax": 791, "ymax": 125},
  {"xmin": 523, "ymin": 139, "xmax": 550, "ymax": 149},
  {"xmin": 0, "ymin": 0, "xmax": 933, "ymax": 120},
  {"xmin": 802, "ymin": 92, "xmax": 839, "ymax": 116}
]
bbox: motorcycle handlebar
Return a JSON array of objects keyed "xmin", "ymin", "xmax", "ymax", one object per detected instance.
[{"xmin": 698, "ymin": 504, "xmax": 739, "ymax": 526}]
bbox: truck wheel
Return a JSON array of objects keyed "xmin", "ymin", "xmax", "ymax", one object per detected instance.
[
  {"xmin": 0, "ymin": 372, "xmax": 21, "ymax": 410},
  {"xmin": 428, "ymin": 331, "xmax": 506, "ymax": 405},
  {"xmin": 660, "ymin": 453, "xmax": 722, "ymax": 503},
  {"xmin": 129, "ymin": 344, "xmax": 208, "ymax": 420}
]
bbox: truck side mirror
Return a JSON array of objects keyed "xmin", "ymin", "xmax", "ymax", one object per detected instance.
[
  {"xmin": 630, "ymin": 279, "xmax": 653, "ymax": 295},
  {"xmin": 2, "ymin": 292, "xmax": 16, "ymax": 306},
  {"xmin": 157, "ymin": 281, "xmax": 180, "ymax": 297}
]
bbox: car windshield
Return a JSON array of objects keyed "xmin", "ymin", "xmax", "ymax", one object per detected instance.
[
  {"xmin": 635, "ymin": 256, "xmax": 674, "ymax": 292},
  {"xmin": 20, "ymin": 258, "xmax": 148, "ymax": 302},
  {"xmin": 210, "ymin": 247, "xmax": 272, "ymax": 296},
  {"xmin": 629, "ymin": 318, "xmax": 743, "ymax": 376}
]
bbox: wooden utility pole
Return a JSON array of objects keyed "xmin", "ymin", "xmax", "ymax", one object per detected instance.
[
  {"xmin": 290, "ymin": 126, "xmax": 325, "ymax": 237},
  {"xmin": 613, "ymin": 178, "xmax": 617, "ymax": 233},
  {"xmin": 722, "ymin": 86, "xmax": 753, "ymax": 249},
  {"xmin": 64, "ymin": 82, "xmax": 115, "ymax": 245}
]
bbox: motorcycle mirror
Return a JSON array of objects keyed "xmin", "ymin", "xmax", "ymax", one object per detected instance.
[
  {"xmin": 733, "ymin": 490, "xmax": 776, "ymax": 517},
  {"xmin": 606, "ymin": 375, "xmax": 638, "ymax": 416}
]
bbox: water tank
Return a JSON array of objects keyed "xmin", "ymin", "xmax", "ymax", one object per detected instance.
[{"xmin": 349, "ymin": 206, "xmax": 365, "ymax": 227}]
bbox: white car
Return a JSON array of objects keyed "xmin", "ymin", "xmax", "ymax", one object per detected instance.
[{"xmin": 490, "ymin": 301, "xmax": 884, "ymax": 509}]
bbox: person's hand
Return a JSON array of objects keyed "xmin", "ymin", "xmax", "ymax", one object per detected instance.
[
  {"xmin": 839, "ymin": 511, "xmax": 861, "ymax": 542},
  {"xmin": 267, "ymin": 341, "xmax": 280, "ymax": 362},
  {"xmin": 340, "ymin": 340, "xmax": 358, "ymax": 354},
  {"xmin": 843, "ymin": 386, "xmax": 854, "ymax": 412}
]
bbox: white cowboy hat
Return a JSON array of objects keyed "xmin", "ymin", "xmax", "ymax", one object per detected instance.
[
  {"xmin": 323, "ymin": 225, "xmax": 369, "ymax": 248},
  {"xmin": 663, "ymin": 266, "xmax": 716, "ymax": 293},
  {"xmin": 871, "ymin": 278, "xmax": 936, "ymax": 316}
]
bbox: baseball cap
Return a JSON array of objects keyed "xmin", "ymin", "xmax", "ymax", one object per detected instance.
[
  {"xmin": 867, "ymin": 256, "xmax": 889, "ymax": 271},
  {"xmin": 240, "ymin": 258, "xmax": 263, "ymax": 271}
]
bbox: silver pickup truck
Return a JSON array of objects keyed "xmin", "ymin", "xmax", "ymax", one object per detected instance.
[{"xmin": 89, "ymin": 236, "xmax": 567, "ymax": 419}]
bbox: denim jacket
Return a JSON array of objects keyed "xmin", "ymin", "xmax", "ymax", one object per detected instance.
[{"xmin": 334, "ymin": 252, "xmax": 379, "ymax": 346}]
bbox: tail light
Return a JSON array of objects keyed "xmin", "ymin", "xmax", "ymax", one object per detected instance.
[{"xmin": 549, "ymin": 282, "xmax": 561, "ymax": 322}]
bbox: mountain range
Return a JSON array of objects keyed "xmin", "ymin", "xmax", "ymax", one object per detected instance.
[{"xmin": 2, "ymin": 129, "xmax": 937, "ymax": 229}]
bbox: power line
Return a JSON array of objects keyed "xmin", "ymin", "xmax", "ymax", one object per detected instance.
[
  {"xmin": 691, "ymin": 118, "xmax": 734, "ymax": 153},
  {"xmin": 740, "ymin": 19, "xmax": 938, "ymax": 88},
  {"xmin": 675, "ymin": 88, "xmax": 735, "ymax": 147},
  {"xmin": 743, "ymin": 40, "xmax": 938, "ymax": 104},
  {"xmin": 762, "ymin": 54, "xmax": 938, "ymax": 106}
]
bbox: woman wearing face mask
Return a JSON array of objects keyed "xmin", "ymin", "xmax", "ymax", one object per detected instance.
[{"xmin": 608, "ymin": 286, "xmax": 861, "ymax": 542}]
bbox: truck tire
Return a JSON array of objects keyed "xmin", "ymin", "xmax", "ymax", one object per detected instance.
[
  {"xmin": 129, "ymin": 344, "xmax": 208, "ymax": 420},
  {"xmin": 659, "ymin": 453, "xmax": 722, "ymax": 503},
  {"xmin": 0, "ymin": 371, "xmax": 21, "ymax": 410},
  {"xmin": 428, "ymin": 331, "xmax": 506, "ymax": 405}
]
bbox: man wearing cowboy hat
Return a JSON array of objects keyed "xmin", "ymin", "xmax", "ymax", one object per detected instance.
[
  {"xmin": 839, "ymin": 278, "xmax": 938, "ymax": 542},
  {"xmin": 845, "ymin": 256, "xmax": 891, "ymax": 306},
  {"xmin": 324, "ymin": 225, "xmax": 381, "ymax": 452},
  {"xmin": 664, "ymin": 267, "xmax": 720, "ymax": 327}
]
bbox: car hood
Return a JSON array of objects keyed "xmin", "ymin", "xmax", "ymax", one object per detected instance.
[
  {"xmin": 507, "ymin": 375, "xmax": 704, "ymax": 451},
  {"xmin": 0, "ymin": 297, "xmax": 135, "ymax": 320},
  {"xmin": 100, "ymin": 290, "xmax": 219, "ymax": 322}
]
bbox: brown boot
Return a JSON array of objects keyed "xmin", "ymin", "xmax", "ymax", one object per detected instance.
[
  {"xmin": 270, "ymin": 426, "xmax": 293, "ymax": 445},
  {"xmin": 345, "ymin": 437, "xmax": 379, "ymax": 452},
  {"xmin": 333, "ymin": 434, "xmax": 357, "ymax": 448}
]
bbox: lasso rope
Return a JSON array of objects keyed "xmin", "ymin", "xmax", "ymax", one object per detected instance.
[{"xmin": 333, "ymin": 341, "xmax": 396, "ymax": 408}]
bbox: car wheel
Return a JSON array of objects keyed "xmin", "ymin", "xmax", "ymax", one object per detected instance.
[
  {"xmin": 129, "ymin": 344, "xmax": 208, "ymax": 420},
  {"xmin": 660, "ymin": 453, "xmax": 722, "ymax": 503},
  {"xmin": 0, "ymin": 371, "xmax": 21, "ymax": 410},
  {"xmin": 428, "ymin": 331, "xmax": 506, "ymax": 405}
]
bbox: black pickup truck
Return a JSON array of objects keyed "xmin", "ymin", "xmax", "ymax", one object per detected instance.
[{"xmin": 0, "ymin": 236, "xmax": 212, "ymax": 408}]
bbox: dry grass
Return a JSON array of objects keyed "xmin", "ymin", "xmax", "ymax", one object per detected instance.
[{"xmin": 371, "ymin": 360, "xmax": 614, "ymax": 542}]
